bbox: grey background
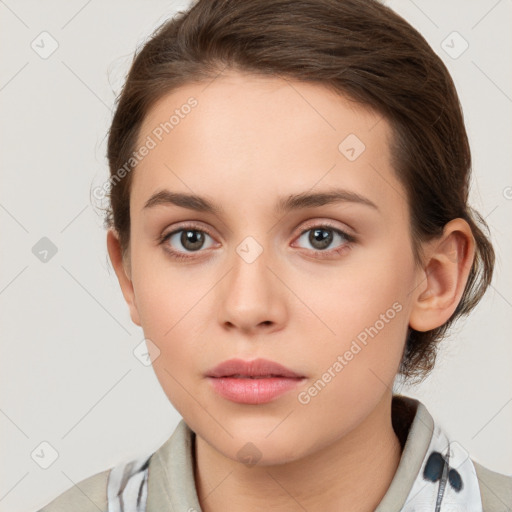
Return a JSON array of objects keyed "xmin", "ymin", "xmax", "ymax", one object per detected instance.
[{"xmin": 0, "ymin": 1, "xmax": 510, "ymax": 511}]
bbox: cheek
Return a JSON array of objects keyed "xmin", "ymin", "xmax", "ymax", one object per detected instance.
[
  {"xmin": 291, "ymin": 243, "xmax": 415, "ymax": 393},
  {"xmin": 293, "ymin": 240, "xmax": 415, "ymax": 338},
  {"xmin": 293, "ymin": 292, "xmax": 408, "ymax": 435},
  {"xmin": 132, "ymin": 270, "xmax": 211, "ymax": 417},
  {"xmin": 130, "ymin": 241, "xmax": 207, "ymax": 340},
  {"xmin": 134, "ymin": 277, "xmax": 207, "ymax": 352}
]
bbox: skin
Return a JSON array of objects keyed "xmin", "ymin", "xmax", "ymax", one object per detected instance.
[{"xmin": 107, "ymin": 71, "xmax": 475, "ymax": 511}]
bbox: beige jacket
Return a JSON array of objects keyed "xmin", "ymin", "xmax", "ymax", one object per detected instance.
[{"xmin": 38, "ymin": 396, "xmax": 512, "ymax": 511}]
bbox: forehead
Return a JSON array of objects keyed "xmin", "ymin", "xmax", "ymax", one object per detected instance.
[{"xmin": 132, "ymin": 72, "xmax": 405, "ymax": 216}]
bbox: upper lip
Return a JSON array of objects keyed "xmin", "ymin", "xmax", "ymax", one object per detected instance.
[{"xmin": 206, "ymin": 358, "xmax": 305, "ymax": 378}]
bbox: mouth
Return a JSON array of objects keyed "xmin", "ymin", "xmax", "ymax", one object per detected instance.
[
  {"xmin": 219, "ymin": 374, "xmax": 301, "ymax": 379},
  {"xmin": 205, "ymin": 357, "xmax": 305, "ymax": 379},
  {"xmin": 205, "ymin": 358, "xmax": 306, "ymax": 404},
  {"xmin": 207, "ymin": 375, "xmax": 305, "ymax": 404}
]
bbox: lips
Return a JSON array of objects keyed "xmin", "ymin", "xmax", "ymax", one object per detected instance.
[
  {"xmin": 206, "ymin": 358, "xmax": 306, "ymax": 405},
  {"xmin": 205, "ymin": 358, "xmax": 305, "ymax": 379}
]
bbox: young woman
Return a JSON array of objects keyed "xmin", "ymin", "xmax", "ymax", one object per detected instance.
[{"xmin": 39, "ymin": 0, "xmax": 511, "ymax": 510}]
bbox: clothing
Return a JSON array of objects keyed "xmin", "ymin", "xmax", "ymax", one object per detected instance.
[{"xmin": 38, "ymin": 395, "xmax": 512, "ymax": 511}]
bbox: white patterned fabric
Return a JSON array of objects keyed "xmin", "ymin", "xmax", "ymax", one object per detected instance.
[
  {"xmin": 107, "ymin": 455, "xmax": 151, "ymax": 512},
  {"xmin": 401, "ymin": 421, "xmax": 483, "ymax": 511},
  {"xmin": 106, "ymin": 416, "xmax": 483, "ymax": 512}
]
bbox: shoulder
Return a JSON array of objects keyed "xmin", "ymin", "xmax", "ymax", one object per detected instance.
[
  {"xmin": 473, "ymin": 459, "xmax": 512, "ymax": 511},
  {"xmin": 37, "ymin": 468, "xmax": 110, "ymax": 512}
]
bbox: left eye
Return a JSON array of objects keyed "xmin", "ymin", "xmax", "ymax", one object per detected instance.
[
  {"xmin": 295, "ymin": 226, "xmax": 352, "ymax": 251},
  {"xmin": 163, "ymin": 229, "xmax": 216, "ymax": 253}
]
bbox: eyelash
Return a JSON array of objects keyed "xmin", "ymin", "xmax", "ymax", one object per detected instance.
[
  {"xmin": 158, "ymin": 222, "xmax": 356, "ymax": 261},
  {"xmin": 157, "ymin": 224, "xmax": 217, "ymax": 262}
]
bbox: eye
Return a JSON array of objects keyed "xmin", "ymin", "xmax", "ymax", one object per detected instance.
[
  {"xmin": 159, "ymin": 225, "xmax": 217, "ymax": 259},
  {"xmin": 293, "ymin": 224, "xmax": 355, "ymax": 257}
]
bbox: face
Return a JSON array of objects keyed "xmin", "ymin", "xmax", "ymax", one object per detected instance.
[{"xmin": 120, "ymin": 71, "xmax": 423, "ymax": 465}]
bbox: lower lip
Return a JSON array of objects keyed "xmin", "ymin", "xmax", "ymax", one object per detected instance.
[{"xmin": 207, "ymin": 376, "xmax": 305, "ymax": 404}]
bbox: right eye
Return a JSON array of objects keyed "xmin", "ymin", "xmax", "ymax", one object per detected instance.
[{"xmin": 159, "ymin": 225, "xmax": 217, "ymax": 260}]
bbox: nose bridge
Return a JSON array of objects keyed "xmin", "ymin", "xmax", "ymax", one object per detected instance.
[
  {"xmin": 229, "ymin": 233, "xmax": 273, "ymax": 301},
  {"xmin": 217, "ymin": 232, "xmax": 286, "ymax": 331},
  {"xmin": 232, "ymin": 236, "xmax": 271, "ymax": 292}
]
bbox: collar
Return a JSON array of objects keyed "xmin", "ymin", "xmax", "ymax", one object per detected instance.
[{"xmin": 107, "ymin": 395, "xmax": 483, "ymax": 511}]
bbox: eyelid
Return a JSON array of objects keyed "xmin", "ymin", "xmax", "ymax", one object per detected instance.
[
  {"xmin": 158, "ymin": 223, "xmax": 219, "ymax": 262},
  {"xmin": 294, "ymin": 219, "xmax": 356, "ymax": 240},
  {"xmin": 158, "ymin": 219, "xmax": 356, "ymax": 260},
  {"xmin": 159, "ymin": 219, "xmax": 354, "ymax": 243},
  {"xmin": 158, "ymin": 221, "xmax": 218, "ymax": 244}
]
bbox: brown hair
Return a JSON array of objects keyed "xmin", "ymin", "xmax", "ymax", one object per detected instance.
[{"xmin": 102, "ymin": 0, "xmax": 494, "ymax": 384}]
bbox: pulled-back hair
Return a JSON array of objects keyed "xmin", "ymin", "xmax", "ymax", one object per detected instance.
[{"xmin": 103, "ymin": 0, "xmax": 494, "ymax": 383}]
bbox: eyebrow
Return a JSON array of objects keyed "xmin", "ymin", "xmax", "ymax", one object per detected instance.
[{"xmin": 142, "ymin": 187, "xmax": 378, "ymax": 214}]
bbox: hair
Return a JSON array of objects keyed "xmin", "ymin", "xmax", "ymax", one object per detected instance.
[{"xmin": 102, "ymin": 0, "xmax": 494, "ymax": 384}]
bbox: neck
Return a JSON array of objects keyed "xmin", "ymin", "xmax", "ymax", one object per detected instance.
[{"xmin": 193, "ymin": 392, "xmax": 403, "ymax": 512}]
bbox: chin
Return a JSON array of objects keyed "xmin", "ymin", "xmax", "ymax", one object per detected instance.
[{"xmin": 207, "ymin": 422, "xmax": 308, "ymax": 465}]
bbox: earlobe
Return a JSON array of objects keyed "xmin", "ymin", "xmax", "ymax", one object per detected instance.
[
  {"xmin": 409, "ymin": 219, "xmax": 475, "ymax": 332},
  {"xmin": 106, "ymin": 229, "xmax": 141, "ymax": 327}
]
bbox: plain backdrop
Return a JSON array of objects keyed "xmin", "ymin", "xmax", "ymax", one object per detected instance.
[{"xmin": 0, "ymin": 1, "xmax": 511, "ymax": 511}]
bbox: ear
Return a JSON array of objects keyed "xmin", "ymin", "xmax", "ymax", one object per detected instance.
[
  {"xmin": 409, "ymin": 218, "xmax": 475, "ymax": 332},
  {"xmin": 106, "ymin": 229, "xmax": 141, "ymax": 327}
]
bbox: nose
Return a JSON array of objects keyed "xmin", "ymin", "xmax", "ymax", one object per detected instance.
[{"xmin": 217, "ymin": 243, "xmax": 287, "ymax": 335}]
